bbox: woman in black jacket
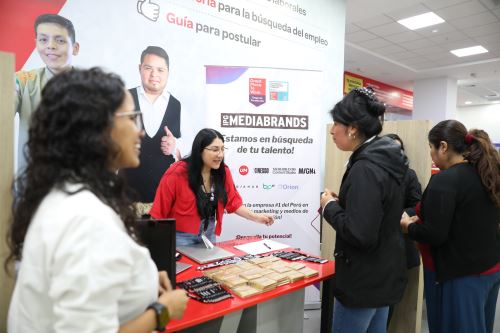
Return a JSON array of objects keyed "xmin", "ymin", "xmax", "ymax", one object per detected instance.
[
  {"xmin": 385, "ymin": 133, "xmax": 422, "ymax": 269},
  {"xmin": 401, "ymin": 120, "xmax": 499, "ymax": 333},
  {"xmin": 321, "ymin": 87, "xmax": 408, "ymax": 333}
]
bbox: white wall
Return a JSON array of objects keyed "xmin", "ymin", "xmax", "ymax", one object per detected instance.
[
  {"xmin": 456, "ymin": 104, "xmax": 500, "ymax": 143},
  {"xmin": 413, "ymin": 77, "xmax": 457, "ymax": 123}
]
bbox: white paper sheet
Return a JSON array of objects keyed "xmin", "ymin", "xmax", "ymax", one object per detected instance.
[{"xmin": 234, "ymin": 240, "xmax": 290, "ymax": 255}]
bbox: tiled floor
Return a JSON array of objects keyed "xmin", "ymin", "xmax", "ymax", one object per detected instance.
[{"xmin": 303, "ymin": 295, "xmax": 500, "ymax": 333}]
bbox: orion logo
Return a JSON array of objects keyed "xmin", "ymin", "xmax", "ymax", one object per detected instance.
[{"xmin": 262, "ymin": 184, "xmax": 299, "ymax": 190}]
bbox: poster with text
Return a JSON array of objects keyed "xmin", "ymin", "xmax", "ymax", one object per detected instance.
[
  {"xmin": 206, "ymin": 66, "xmax": 321, "ymax": 254},
  {"xmin": 1, "ymin": 0, "xmax": 346, "ymax": 304},
  {"xmin": 206, "ymin": 65, "xmax": 322, "ymax": 302}
]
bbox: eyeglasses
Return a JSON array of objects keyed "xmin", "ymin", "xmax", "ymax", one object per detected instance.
[
  {"xmin": 115, "ymin": 111, "xmax": 143, "ymax": 130},
  {"xmin": 204, "ymin": 146, "xmax": 226, "ymax": 154}
]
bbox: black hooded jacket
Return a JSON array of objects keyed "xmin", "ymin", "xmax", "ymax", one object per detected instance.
[{"xmin": 323, "ymin": 136, "xmax": 409, "ymax": 307}]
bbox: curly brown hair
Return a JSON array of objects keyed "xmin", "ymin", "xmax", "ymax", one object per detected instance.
[{"xmin": 5, "ymin": 68, "xmax": 138, "ymax": 273}]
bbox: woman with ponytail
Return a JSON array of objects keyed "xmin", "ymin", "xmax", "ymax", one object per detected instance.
[
  {"xmin": 401, "ymin": 119, "xmax": 500, "ymax": 333},
  {"xmin": 320, "ymin": 87, "xmax": 409, "ymax": 332}
]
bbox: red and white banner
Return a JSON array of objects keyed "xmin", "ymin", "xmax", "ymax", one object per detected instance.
[{"xmin": 344, "ymin": 71, "xmax": 413, "ymax": 114}]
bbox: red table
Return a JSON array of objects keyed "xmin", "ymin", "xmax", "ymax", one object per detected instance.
[{"xmin": 167, "ymin": 238, "xmax": 335, "ymax": 332}]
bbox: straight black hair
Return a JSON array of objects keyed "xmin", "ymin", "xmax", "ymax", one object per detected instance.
[{"xmin": 183, "ymin": 128, "xmax": 228, "ymax": 217}]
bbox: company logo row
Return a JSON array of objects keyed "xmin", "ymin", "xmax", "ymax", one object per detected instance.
[
  {"xmin": 238, "ymin": 165, "xmax": 316, "ymax": 175},
  {"xmin": 235, "ymin": 184, "xmax": 300, "ymax": 190}
]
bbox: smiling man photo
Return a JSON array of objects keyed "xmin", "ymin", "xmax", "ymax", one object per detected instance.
[
  {"xmin": 123, "ymin": 46, "xmax": 182, "ymax": 206},
  {"xmin": 15, "ymin": 13, "xmax": 80, "ymax": 173}
]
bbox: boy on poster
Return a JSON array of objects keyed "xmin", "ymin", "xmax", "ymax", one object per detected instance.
[{"xmin": 15, "ymin": 14, "xmax": 80, "ymax": 174}]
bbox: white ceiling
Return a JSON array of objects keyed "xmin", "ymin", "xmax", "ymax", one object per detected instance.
[{"xmin": 344, "ymin": 0, "xmax": 500, "ymax": 107}]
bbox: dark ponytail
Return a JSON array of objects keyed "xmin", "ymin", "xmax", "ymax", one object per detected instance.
[
  {"xmin": 429, "ymin": 120, "xmax": 500, "ymax": 206},
  {"xmin": 466, "ymin": 129, "xmax": 500, "ymax": 206}
]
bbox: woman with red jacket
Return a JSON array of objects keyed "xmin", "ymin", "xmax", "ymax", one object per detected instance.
[{"xmin": 150, "ymin": 128, "xmax": 273, "ymax": 246}]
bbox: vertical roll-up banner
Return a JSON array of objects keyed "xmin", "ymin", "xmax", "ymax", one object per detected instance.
[
  {"xmin": 205, "ymin": 67, "xmax": 321, "ymax": 254},
  {"xmin": 206, "ymin": 66, "xmax": 323, "ymax": 302},
  {"xmin": 2, "ymin": 0, "xmax": 346, "ymax": 304}
]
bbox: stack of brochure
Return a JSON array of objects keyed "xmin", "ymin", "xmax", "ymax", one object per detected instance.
[
  {"xmin": 248, "ymin": 276, "xmax": 278, "ymax": 292},
  {"xmin": 231, "ymin": 285, "xmax": 262, "ymax": 298}
]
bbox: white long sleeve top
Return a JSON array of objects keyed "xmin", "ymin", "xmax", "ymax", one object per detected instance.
[{"xmin": 8, "ymin": 184, "xmax": 158, "ymax": 332}]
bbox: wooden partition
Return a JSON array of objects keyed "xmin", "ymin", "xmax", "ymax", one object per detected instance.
[
  {"xmin": 0, "ymin": 52, "xmax": 15, "ymax": 333},
  {"xmin": 321, "ymin": 120, "xmax": 432, "ymax": 333}
]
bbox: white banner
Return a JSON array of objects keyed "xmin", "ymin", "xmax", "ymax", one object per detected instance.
[
  {"xmin": 15, "ymin": 0, "xmax": 346, "ymax": 304},
  {"xmin": 205, "ymin": 66, "xmax": 322, "ymax": 255},
  {"xmin": 22, "ymin": 0, "xmax": 345, "ymax": 151},
  {"xmin": 206, "ymin": 65, "xmax": 322, "ymax": 303}
]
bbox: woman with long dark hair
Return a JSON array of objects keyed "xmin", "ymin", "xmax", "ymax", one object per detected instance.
[
  {"xmin": 320, "ymin": 87, "xmax": 408, "ymax": 333},
  {"xmin": 401, "ymin": 119, "xmax": 499, "ymax": 333},
  {"xmin": 6, "ymin": 68, "xmax": 187, "ymax": 332},
  {"xmin": 150, "ymin": 128, "xmax": 273, "ymax": 246}
]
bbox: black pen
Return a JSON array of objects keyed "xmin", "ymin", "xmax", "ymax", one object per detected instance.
[{"xmin": 263, "ymin": 242, "xmax": 272, "ymax": 250}]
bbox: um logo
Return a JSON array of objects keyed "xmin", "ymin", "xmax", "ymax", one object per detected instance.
[
  {"xmin": 239, "ymin": 165, "xmax": 249, "ymax": 175},
  {"xmin": 262, "ymin": 184, "xmax": 275, "ymax": 190}
]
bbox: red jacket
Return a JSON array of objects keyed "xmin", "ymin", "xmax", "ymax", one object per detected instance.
[{"xmin": 150, "ymin": 161, "xmax": 243, "ymax": 236}]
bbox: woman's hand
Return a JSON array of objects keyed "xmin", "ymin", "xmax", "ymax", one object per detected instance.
[
  {"xmin": 235, "ymin": 206, "xmax": 274, "ymax": 226},
  {"xmin": 320, "ymin": 188, "xmax": 338, "ymax": 209},
  {"xmin": 400, "ymin": 212, "xmax": 419, "ymax": 233},
  {"xmin": 158, "ymin": 271, "xmax": 171, "ymax": 294},
  {"xmin": 157, "ymin": 271, "xmax": 188, "ymax": 319},
  {"xmin": 254, "ymin": 214, "xmax": 274, "ymax": 226},
  {"xmin": 158, "ymin": 289, "xmax": 188, "ymax": 320}
]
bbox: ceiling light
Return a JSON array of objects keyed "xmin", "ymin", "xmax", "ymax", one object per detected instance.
[
  {"xmin": 464, "ymin": 101, "xmax": 472, "ymax": 105},
  {"xmin": 397, "ymin": 12, "xmax": 445, "ymax": 30},
  {"xmin": 450, "ymin": 46, "xmax": 488, "ymax": 57}
]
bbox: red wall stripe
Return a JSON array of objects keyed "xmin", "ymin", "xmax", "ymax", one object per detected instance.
[{"xmin": 0, "ymin": 0, "xmax": 66, "ymax": 70}]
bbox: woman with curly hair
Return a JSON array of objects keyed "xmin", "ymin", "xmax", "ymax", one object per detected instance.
[
  {"xmin": 401, "ymin": 119, "xmax": 500, "ymax": 333},
  {"xmin": 6, "ymin": 68, "xmax": 187, "ymax": 332}
]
